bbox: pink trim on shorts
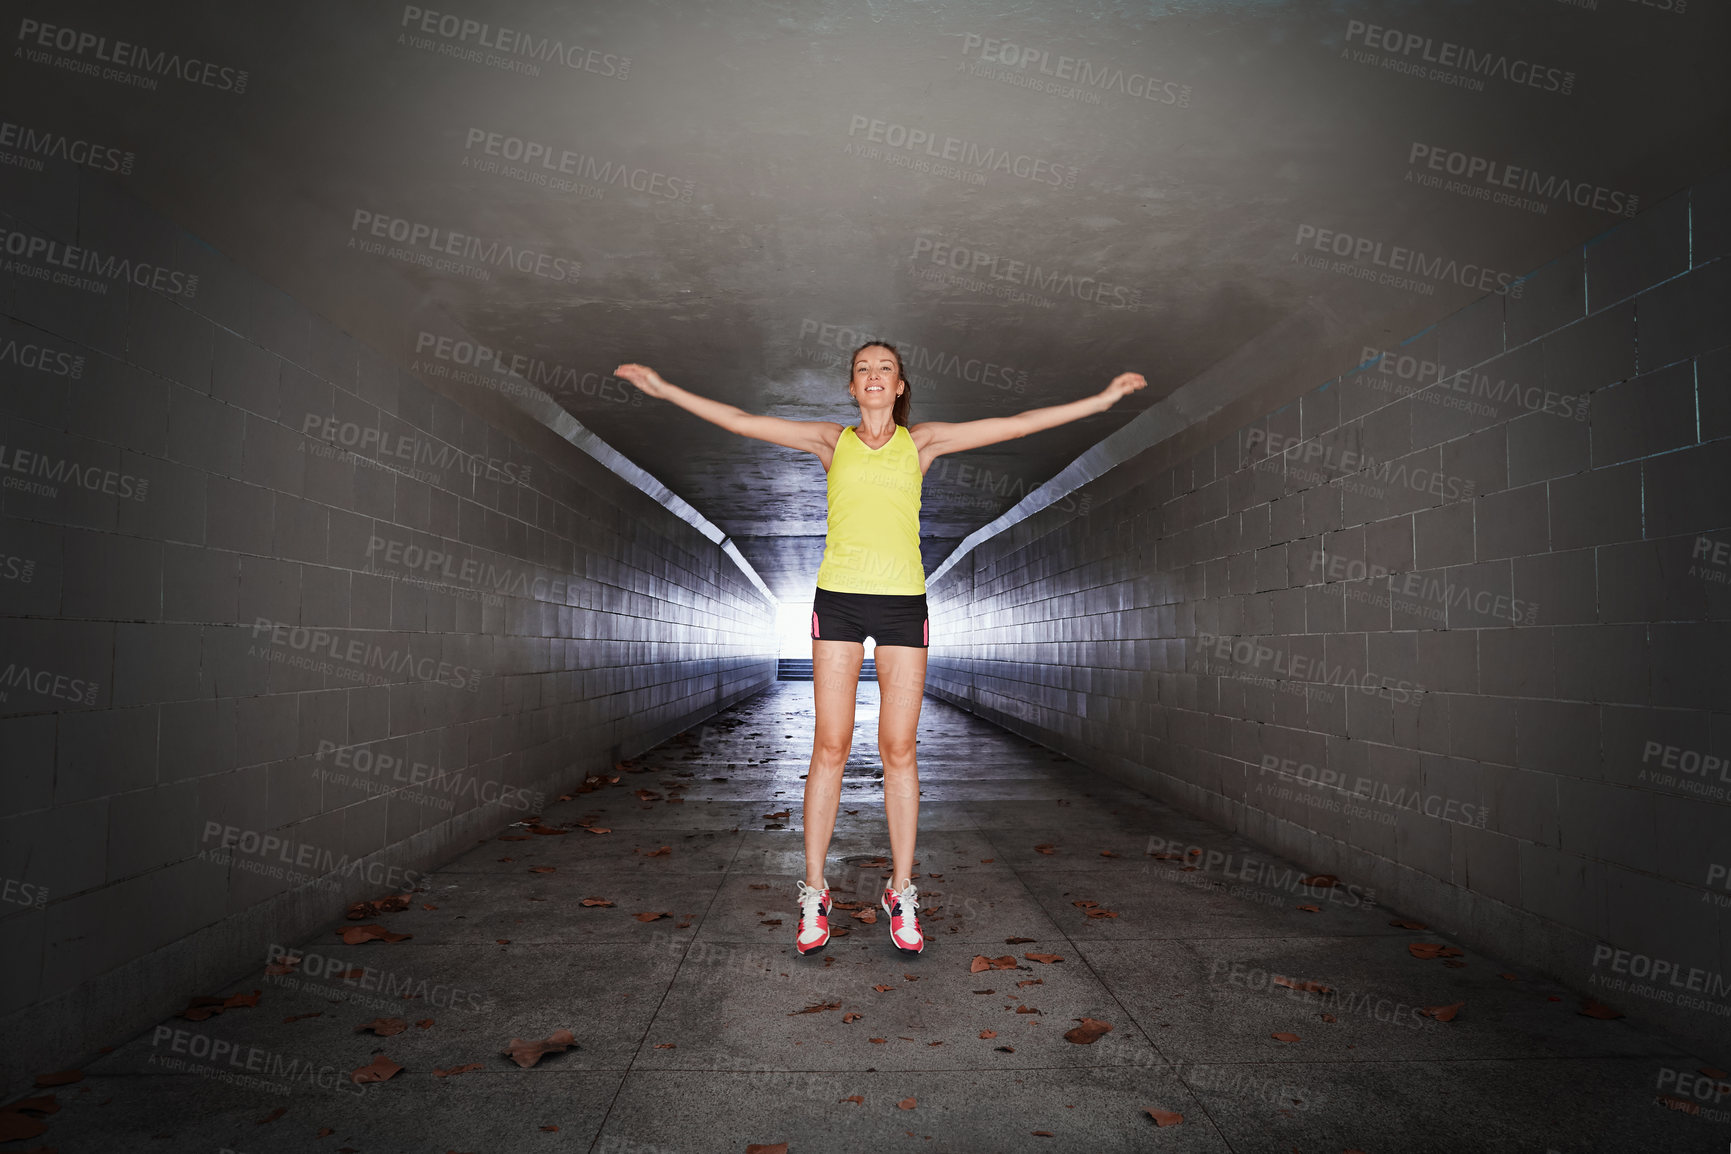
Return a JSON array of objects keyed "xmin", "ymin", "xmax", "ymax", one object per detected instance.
[
  {"xmin": 923, "ymin": 618, "xmax": 929, "ymax": 645},
  {"xmin": 812, "ymin": 610, "xmax": 819, "ymax": 639}
]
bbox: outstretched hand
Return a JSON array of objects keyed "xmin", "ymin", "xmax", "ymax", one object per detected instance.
[
  {"xmin": 1100, "ymin": 371, "xmax": 1147, "ymax": 406},
  {"xmin": 614, "ymin": 363, "xmax": 673, "ymax": 399}
]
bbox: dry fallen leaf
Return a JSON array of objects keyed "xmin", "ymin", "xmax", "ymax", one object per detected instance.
[
  {"xmin": 1296, "ymin": 904, "xmax": 1321, "ymax": 913},
  {"xmin": 1016, "ymin": 1006, "xmax": 1039, "ymax": 1015},
  {"xmin": 1005, "ymin": 937, "xmax": 1036, "ymax": 944},
  {"xmin": 979, "ymin": 1030, "xmax": 997, "ymax": 1039},
  {"xmin": 346, "ymin": 893, "xmax": 413, "ymax": 919},
  {"xmin": 897, "ymin": 1098, "xmax": 917, "ymax": 1110},
  {"xmin": 1146, "ymin": 1109, "xmax": 1184, "ymax": 1127},
  {"xmin": 355, "ymin": 1018, "xmax": 407, "ymax": 1037},
  {"xmin": 1016, "ymin": 979, "xmax": 1043, "ymax": 988},
  {"xmin": 1389, "ymin": 919, "xmax": 1427, "ymax": 930},
  {"xmin": 1033, "ymin": 1130, "xmax": 1055, "ymax": 1137},
  {"xmin": 580, "ymin": 898, "xmax": 614, "ymax": 907},
  {"xmin": 843, "ymin": 1013, "xmax": 862, "ymax": 1023},
  {"xmin": 1406, "ymin": 943, "xmax": 1462, "ymax": 960},
  {"xmin": 283, "ymin": 1012, "xmax": 322, "ymax": 1023},
  {"xmin": 434, "ymin": 1063, "xmax": 483, "ymax": 1078},
  {"xmin": 1272, "ymin": 975, "xmax": 1332, "ymax": 995},
  {"xmin": 1033, "ymin": 844, "xmax": 1057, "ymax": 855},
  {"xmin": 789, "ymin": 1002, "xmax": 843, "ymax": 1016},
  {"xmin": 529, "ymin": 866, "xmax": 556, "ymax": 874},
  {"xmin": 179, "ymin": 991, "xmax": 262, "ymax": 1021},
  {"xmin": 582, "ymin": 826, "xmax": 612, "ymax": 835},
  {"xmin": 1579, "ymin": 998, "xmax": 1624, "ymax": 1020},
  {"xmin": 350, "ymin": 1055, "xmax": 403, "ymax": 1084},
  {"xmin": 1270, "ymin": 1032, "xmax": 1301, "ymax": 1043},
  {"xmin": 852, "ymin": 909, "xmax": 878, "ymax": 924},
  {"xmin": 1025, "ymin": 953, "xmax": 1064, "ymax": 965},
  {"xmin": 0, "ymin": 1112, "xmax": 47, "ymax": 1143},
  {"xmin": 749, "ymin": 883, "xmax": 771, "ymax": 890},
  {"xmin": 653, "ymin": 1043, "xmax": 676, "ymax": 1049},
  {"xmin": 980, "ymin": 858, "xmax": 995, "ymax": 864},
  {"xmin": 1299, "ymin": 874, "xmax": 1338, "ymax": 887},
  {"xmin": 873, "ymin": 983, "xmax": 895, "ymax": 992},
  {"xmin": 503, "ymin": 1029, "xmax": 578, "ymax": 1068},
  {"xmin": 1419, "ymin": 1002, "xmax": 1464, "ymax": 1023},
  {"xmin": 839, "ymin": 1095, "xmax": 863, "ymax": 1105},
  {"xmin": 415, "ymin": 1019, "xmax": 435, "ymax": 1030},
  {"xmin": 640, "ymin": 845, "xmax": 671, "ymax": 857},
  {"xmin": 32, "ymin": 1070, "xmax": 83, "ymax": 1087},
  {"xmin": 869, "ymin": 1038, "xmax": 888, "ymax": 1044},
  {"xmin": 745, "ymin": 1145, "xmax": 788, "ymax": 1154},
  {"xmin": 1064, "ymin": 1018, "xmax": 1112, "ymax": 1044},
  {"xmin": 634, "ymin": 912, "xmax": 673, "ymax": 923},
  {"xmin": 339, "ymin": 925, "xmax": 411, "ymax": 946}
]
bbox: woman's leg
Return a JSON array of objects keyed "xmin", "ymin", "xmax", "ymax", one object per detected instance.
[
  {"xmin": 872, "ymin": 644, "xmax": 928, "ymax": 891},
  {"xmin": 805, "ymin": 639, "xmax": 863, "ymax": 888}
]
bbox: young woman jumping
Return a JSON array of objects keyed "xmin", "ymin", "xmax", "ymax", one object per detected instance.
[{"xmin": 615, "ymin": 345, "xmax": 1145, "ymax": 956}]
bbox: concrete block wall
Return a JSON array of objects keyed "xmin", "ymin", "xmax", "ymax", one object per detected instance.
[
  {"xmin": 925, "ymin": 170, "xmax": 1731, "ymax": 1052},
  {"xmin": 0, "ymin": 177, "xmax": 776, "ymax": 1090}
]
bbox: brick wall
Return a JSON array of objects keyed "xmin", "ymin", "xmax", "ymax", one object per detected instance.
[
  {"xmin": 926, "ymin": 170, "xmax": 1731, "ymax": 1051},
  {"xmin": 0, "ymin": 180, "xmax": 776, "ymax": 1090}
]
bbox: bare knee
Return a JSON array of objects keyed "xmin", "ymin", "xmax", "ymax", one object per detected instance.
[
  {"xmin": 812, "ymin": 736, "xmax": 850, "ymax": 768},
  {"xmin": 879, "ymin": 736, "xmax": 917, "ymax": 767}
]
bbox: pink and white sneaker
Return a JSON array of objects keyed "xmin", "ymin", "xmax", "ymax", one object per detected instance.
[
  {"xmin": 795, "ymin": 880, "xmax": 832, "ymax": 956},
  {"xmin": 882, "ymin": 881, "xmax": 924, "ymax": 954}
]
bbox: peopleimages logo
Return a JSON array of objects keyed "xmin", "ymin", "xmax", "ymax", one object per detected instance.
[
  {"xmin": 1293, "ymin": 224, "xmax": 1524, "ymax": 297},
  {"xmin": 349, "ymin": 210, "xmax": 578, "ymax": 282},
  {"xmin": 461, "ymin": 128, "xmax": 691, "ymax": 200},
  {"xmin": 15, "ymin": 18, "xmax": 248, "ymax": 93},
  {"xmin": 1343, "ymin": 19, "xmax": 1575, "ymax": 95},
  {"xmin": 0, "ymin": 224, "xmax": 197, "ymax": 297},
  {"xmin": 1406, "ymin": 143, "xmax": 1638, "ymax": 217},
  {"xmin": 398, "ymin": 6, "xmax": 629, "ymax": 78},
  {"xmin": 0, "ymin": 335, "xmax": 84, "ymax": 378},
  {"xmin": 846, "ymin": 114, "xmax": 1078, "ymax": 188},
  {"xmin": 957, "ymin": 32, "xmax": 1192, "ymax": 108},
  {"xmin": 0, "ymin": 119, "xmax": 134, "ymax": 175}
]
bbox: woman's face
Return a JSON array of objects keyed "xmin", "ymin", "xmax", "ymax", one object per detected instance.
[{"xmin": 848, "ymin": 345, "xmax": 902, "ymax": 412}]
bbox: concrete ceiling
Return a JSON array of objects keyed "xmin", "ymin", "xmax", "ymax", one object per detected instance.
[{"xmin": 6, "ymin": 0, "xmax": 1727, "ymax": 599}]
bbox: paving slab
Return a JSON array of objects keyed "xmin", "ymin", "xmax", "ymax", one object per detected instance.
[{"xmin": 19, "ymin": 679, "xmax": 1729, "ymax": 1152}]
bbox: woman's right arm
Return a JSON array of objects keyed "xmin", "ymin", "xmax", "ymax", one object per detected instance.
[{"xmin": 615, "ymin": 363, "xmax": 839, "ymax": 458}]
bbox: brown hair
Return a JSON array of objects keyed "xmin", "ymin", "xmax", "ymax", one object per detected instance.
[{"xmin": 848, "ymin": 339, "xmax": 912, "ymax": 427}]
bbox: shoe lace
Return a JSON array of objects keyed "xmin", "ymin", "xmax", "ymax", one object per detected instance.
[
  {"xmin": 889, "ymin": 882, "xmax": 919, "ymax": 919},
  {"xmin": 797, "ymin": 881, "xmax": 826, "ymax": 922}
]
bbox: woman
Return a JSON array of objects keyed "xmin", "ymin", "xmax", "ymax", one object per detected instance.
[{"xmin": 615, "ymin": 344, "xmax": 1145, "ymax": 956}]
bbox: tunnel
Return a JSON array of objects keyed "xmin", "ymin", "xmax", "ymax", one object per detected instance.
[{"xmin": 1, "ymin": 0, "xmax": 1729, "ymax": 1150}]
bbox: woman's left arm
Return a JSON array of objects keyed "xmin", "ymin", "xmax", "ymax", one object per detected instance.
[{"xmin": 915, "ymin": 372, "xmax": 1147, "ymax": 460}]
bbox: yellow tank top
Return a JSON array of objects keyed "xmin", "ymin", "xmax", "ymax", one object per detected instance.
[{"xmin": 814, "ymin": 424, "xmax": 926, "ymax": 595}]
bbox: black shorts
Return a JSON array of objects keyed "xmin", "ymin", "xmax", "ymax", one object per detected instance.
[{"xmin": 811, "ymin": 586, "xmax": 929, "ymax": 648}]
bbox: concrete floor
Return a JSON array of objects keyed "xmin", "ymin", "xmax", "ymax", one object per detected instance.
[{"xmin": 24, "ymin": 680, "xmax": 1731, "ymax": 1153}]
